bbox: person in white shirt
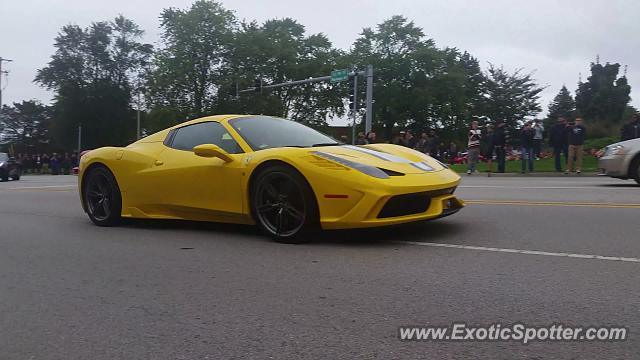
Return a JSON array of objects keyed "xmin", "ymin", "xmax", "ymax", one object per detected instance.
[
  {"xmin": 467, "ymin": 121, "xmax": 482, "ymax": 175},
  {"xmin": 532, "ymin": 119, "xmax": 544, "ymax": 159}
]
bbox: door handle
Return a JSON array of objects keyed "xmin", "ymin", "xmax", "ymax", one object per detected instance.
[{"xmin": 154, "ymin": 160, "xmax": 164, "ymax": 166}]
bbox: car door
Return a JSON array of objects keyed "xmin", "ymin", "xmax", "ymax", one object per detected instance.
[{"xmin": 151, "ymin": 121, "xmax": 246, "ymax": 220}]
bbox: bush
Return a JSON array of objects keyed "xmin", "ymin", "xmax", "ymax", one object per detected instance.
[{"xmin": 584, "ymin": 136, "xmax": 619, "ymax": 151}]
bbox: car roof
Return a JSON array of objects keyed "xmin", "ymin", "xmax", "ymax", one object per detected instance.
[
  {"xmin": 133, "ymin": 115, "xmax": 256, "ymax": 144},
  {"xmin": 168, "ymin": 114, "xmax": 251, "ymax": 130}
]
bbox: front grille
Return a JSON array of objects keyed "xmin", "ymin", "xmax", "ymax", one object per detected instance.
[
  {"xmin": 427, "ymin": 186, "xmax": 456, "ymax": 198},
  {"xmin": 378, "ymin": 192, "xmax": 431, "ymax": 218}
]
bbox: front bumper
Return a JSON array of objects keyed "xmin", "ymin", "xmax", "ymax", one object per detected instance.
[
  {"xmin": 598, "ymin": 155, "xmax": 629, "ymax": 178},
  {"xmin": 317, "ymin": 170, "xmax": 464, "ymax": 230}
]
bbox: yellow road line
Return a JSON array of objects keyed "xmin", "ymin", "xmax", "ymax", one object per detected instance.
[{"xmin": 465, "ymin": 199, "xmax": 640, "ymax": 209}]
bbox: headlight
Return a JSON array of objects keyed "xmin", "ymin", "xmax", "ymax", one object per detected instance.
[
  {"xmin": 0, "ymin": 162, "xmax": 5, "ymax": 168},
  {"xmin": 604, "ymin": 144, "xmax": 626, "ymax": 156}
]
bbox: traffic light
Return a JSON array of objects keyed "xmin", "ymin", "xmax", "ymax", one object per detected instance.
[{"xmin": 254, "ymin": 78, "xmax": 262, "ymax": 93}]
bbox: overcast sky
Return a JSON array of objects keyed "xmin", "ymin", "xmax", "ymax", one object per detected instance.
[{"xmin": 1, "ymin": 0, "xmax": 638, "ymax": 121}]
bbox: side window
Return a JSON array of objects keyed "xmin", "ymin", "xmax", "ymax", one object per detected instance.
[{"xmin": 169, "ymin": 122, "xmax": 242, "ymax": 154}]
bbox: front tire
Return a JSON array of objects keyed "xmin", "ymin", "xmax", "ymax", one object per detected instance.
[
  {"xmin": 83, "ymin": 165, "xmax": 122, "ymax": 226},
  {"xmin": 251, "ymin": 164, "xmax": 319, "ymax": 243}
]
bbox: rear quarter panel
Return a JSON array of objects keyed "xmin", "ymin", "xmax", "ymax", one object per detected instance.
[{"xmin": 79, "ymin": 142, "xmax": 167, "ymax": 213}]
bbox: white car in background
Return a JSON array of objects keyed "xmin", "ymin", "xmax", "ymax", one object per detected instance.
[{"xmin": 598, "ymin": 138, "xmax": 640, "ymax": 184}]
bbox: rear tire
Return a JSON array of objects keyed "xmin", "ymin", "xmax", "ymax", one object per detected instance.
[
  {"xmin": 630, "ymin": 156, "xmax": 640, "ymax": 185},
  {"xmin": 83, "ymin": 165, "xmax": 122, "ymax": 226},
  {"xmin": 250, "ymin": 164, "xmax": 319, "ymax": 244}
]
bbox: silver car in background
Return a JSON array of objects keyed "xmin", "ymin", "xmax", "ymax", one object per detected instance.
[{"xmin": 598, "ymin": 138, "xmax": 640, "ymax": 184}]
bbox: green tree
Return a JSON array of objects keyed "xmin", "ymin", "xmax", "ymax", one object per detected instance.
[
  {"xmin": 350, "ymin": 16, "xmax": 486, "ymax": 140},
  {"xmin": 350, "ymin": 16, "xmax": 439, "ymax": 138},
  {"xmin": 575, "ymin": 61, "xmax": 631, "ymax": 129},
  {"xmin": 0, "ymin": 101, "xmax": 51, "ymax": 153},
  {"xmin": 35, "ymin": 16, "xmax": 152, "ymax": 150},
  {"xmin": 219, "ymin": 18, "xmax": 346, "ymax": 128},
  {"xmin": 146, "ymin": 0, "xmax": 237, "ymax": 127},
  {"xmin": 547, "ymin": 85, "xmax": 575, "ymax": 120},
  {"xmin": 479, "ymin": 64, "xmax": 544, "ymax": 134},
  {"xmin": 545, "ymin": 85, "xmax": 576, "ymax": 129}
]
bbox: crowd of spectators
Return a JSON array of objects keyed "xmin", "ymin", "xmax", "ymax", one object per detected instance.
[
  {"xmin": 13, "ymin": 152, "xmax": 79, "ymax": 175},
  {"xmin": 351, "ymin": 113, "xmax": 639, "ymax": 176}
]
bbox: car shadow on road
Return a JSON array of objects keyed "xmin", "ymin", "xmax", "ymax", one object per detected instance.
[
  {"xmin": 309, "ymin": 219, "xmax": 465, "ymax": 247},
  {"xmin": 598, "ymin": 183, "xmax": 640, "ymax": 188},
  {"xmin": 117, "ymin": 217, "xmax": 464, "ymax": 247}
]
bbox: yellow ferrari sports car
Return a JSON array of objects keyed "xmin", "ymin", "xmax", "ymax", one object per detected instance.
[{"xmin": 79, "ymin": 115, "xmax": 464, "ymax": 243}]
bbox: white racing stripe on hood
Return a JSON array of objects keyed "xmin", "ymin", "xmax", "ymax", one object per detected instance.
[
  {"xmin": 343, "ymin": 145, "xmax": 411, "ymax": 163},
  {"xmin": 343, "ymin": 145, "xmax": 434, "ymax": 171}
]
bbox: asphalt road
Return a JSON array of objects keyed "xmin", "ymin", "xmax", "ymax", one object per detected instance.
[{"xmin": 1, "ymin": 174, "xmax": 639, "ymax": 359}]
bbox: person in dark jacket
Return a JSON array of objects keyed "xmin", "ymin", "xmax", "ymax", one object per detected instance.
[
  {"xmin": 520, "ymin": 122, "xmax": 535, "ymax": 173},
  {"xmin": 492, "ymin": 120, "xmax": 508, "ymax": 173},
  {"xmin": 621, "ymin": 114, "xmax": 640, "ymax": 141},
  {"xmin": 549, "ymin": 117, "xmax": 568, "ymax": 172},
  {"xmin": 428, "ymin": 129, "xmax": 440, "ymax": 158},
  {"xmin": 483, "ymin": 124, "xmax": 495, "ymax": 175},
  {"xmin": 566, "ymin": 117, "xmax": 587, "ymax": 174}
]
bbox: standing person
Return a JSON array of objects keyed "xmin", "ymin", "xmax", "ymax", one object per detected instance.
[
  {"xmin": 404, "ymin": 130, "xmax": 416, "ymax": 149},
  {"xmin": 520, "ymin": 122, "xmax": 535, "ymax": 174},
  {"xmin": 621, "ymin": 114, "xmax": 640, "ymax": 141},
  {"xmin": 62, "ymin": 153, "xmax": 71, "ymax": 175},
  {"xmin": 71, "ymin": 152, "xmax": 79, "ymax": 168},
  {"xmin": 466, "ymin": 121, "xmax": 482, "ymax": 175},
  {"xmin": 35, "ymin": 154, "xmax": 42, "ymax": 174},
  {"xmin": 355, "ymin": 132, "xmax": 368, "ymax": 145},
  {"xmin": 428, "ymin": 129, "xmax": 440, "ymax": 158},
  {"xmin": 41, "ymin": 154, "xmax": 50, "ymax": 174},
  {"xmin": 549, "ymin": 117, "xmax": 568, "ymax": 172},
  {"xmin": 415, "ymin": 132, "xmax": 429, "ymax": 153},
  {"xmin": 532, "ymin": 119, "xmax": 544, "ymax": 159},
  {"xmin": 483, "ymin": 124, "xmax": 495, "ymax": 176},
  {"xmin": 23, "ymin": 154, "xmax": 32, "ymax": 174},
  {"xmin": 566, "ymin": 117, "xmax": 587, "ymax": 174},
  {"xmin": 392, "ymin": 132, "xmax": 404, "ymax": 145},
  {"xmin": 492, "ymin": 120, "xmax": 508, "ymax": 173},
  {"xmin": 50, "ymin": 153, "xmax": 60, "ymax": 175},
  {"xmin": 366, "ymin": 131, "xmax": 377, "ymax": 144},
  {"xmin": 448, "ymin": 142, "xmax": 458, "ymax": 164}
]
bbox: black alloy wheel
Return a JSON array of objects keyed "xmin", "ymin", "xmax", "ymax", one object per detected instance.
[
  {"xmin": 252, "ymin": 165, "xmax": 318, "ymax": 243},
  {"xmin": 83, "ymin": 166, "xmax": 122, "ymax": 226}
]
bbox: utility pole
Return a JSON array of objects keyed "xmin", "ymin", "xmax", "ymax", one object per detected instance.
[
  {"xmin": 350, "ymin": 73, "xmax": 358, "ymax": 145},
  {"xmin": 136, "ymin": 91, "xmax": 141, "ymax": 140},
  {"xmin": 0, "ymin": 57, "xmax": 14, "ymax": 115},
  {"xmin": 365, "ymin": 64, "xmax": 373, "ymax": 135},
  {"xmin": 77, "ymin": 124, "xmax": 82, "ymax": 153}
]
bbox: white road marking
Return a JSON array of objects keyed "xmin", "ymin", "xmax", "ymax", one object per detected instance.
[
  {"xmin": 402, "ymin": 241, "xmax": 640, "ymax": 263},
  {"xmin": 459, "ymin": 185, "xmax": 637, "ymax": 190}
]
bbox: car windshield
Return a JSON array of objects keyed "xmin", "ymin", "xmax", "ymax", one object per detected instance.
[
  {"xmin": 0, "ymin": 153, "xmax": 8, "ymax": 162},
  {"xmin": 228, "ymin": 116, "xmax": 340, "ymax": 151}
]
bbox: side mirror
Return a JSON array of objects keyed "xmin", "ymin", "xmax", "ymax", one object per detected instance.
[{"xmin": 193, "ymin": 144, "xmax": 234, "ymax": 162}]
